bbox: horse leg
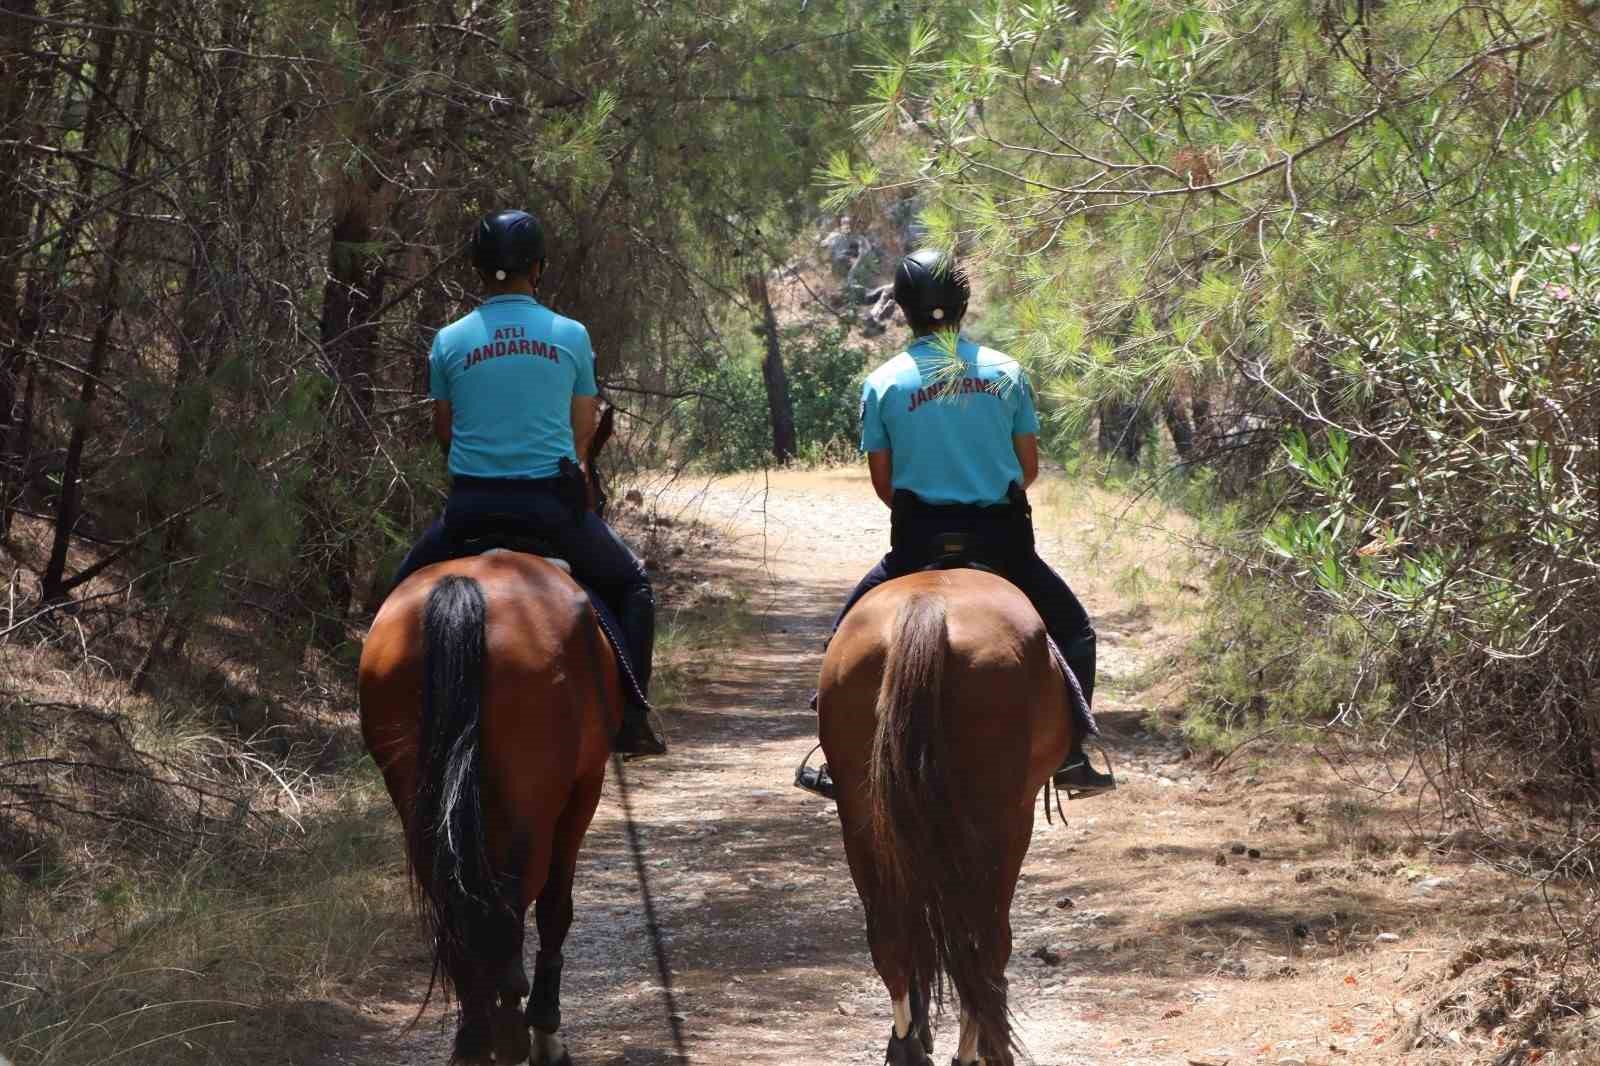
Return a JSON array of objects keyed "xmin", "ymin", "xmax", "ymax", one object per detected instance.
[
  {"xmin": 869, "ymin": 911, "xmax": 936, "ymax": 1066},
  {"xmin": 909, "ymin": 978, "xmax": 935, "ymax": 1054},
  {"xmin": 840, "ymin": 791, "xmax": 935, "ymax": 1066},
  {"xmin": 442, "ymin": 874, "xmax": 533, "ymax": 1065},
  {"xmin": 527, "ymin": 774, "xmax": 602, "ymax": 1066},
  {"xmin": 488, "ymin": 897, "xmax": 533, "ymax": 1066},
  {"xmin": 528, "ymin": 858, "xmax": 576, "ymax": 1066},
  {"xmin": 966, "ymin": 829, "xmax": 1026, "ymax": 1066},
  {"xmin": 954, "ymin": 1011, "xmax": 980, "ymax": 1065},
  {"xmin": 451, "ymin": 965, "xmax": 501, "ymax": 1066},
  {"xmin": 498, "ymin": 941, "xmax": 531, "ymax": 1021},
  {"xmin": 955, "ymin": 974, "xmax": 1014, "ymax": 1066},
  {"xmin": 884, "ymin": 986, "xmax": 935, "ymax": 1066}
]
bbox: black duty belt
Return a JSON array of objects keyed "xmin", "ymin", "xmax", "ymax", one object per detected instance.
[
  {"xmin": 452, "ymin": 474, "xmax": 565, "ymax": 493},
  {"xmin": 891, "ymin": 487, "xmax": 1026, "ymax": 518}
]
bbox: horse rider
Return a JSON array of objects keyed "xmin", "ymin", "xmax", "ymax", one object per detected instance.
[
  {"xmin": 388, "ymin": 209, "xmax": 667, "ymax": 757},
  {"xmin": 795, "ymin": 248, "xmax": 1114, "ymax": 799}
]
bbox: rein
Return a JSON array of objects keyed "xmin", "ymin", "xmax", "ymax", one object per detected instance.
[
  {"xmin": 611, "ymin": 753, "xmax": 690, "ymax": 1062},
  {"xmin": 578, "ymin": 607, "xmax": 689, "ymax": 1063},
  {"xmin": 574, "ymin": 404, "xmax": 684, "ymax": 1058},
  {"xmin": 1043, "ymin": 773, "xmax": 1067, "ymax": 826}
]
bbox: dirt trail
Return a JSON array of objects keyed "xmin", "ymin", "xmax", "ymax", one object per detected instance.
[{"xmin": 326, "ymin": 469, "xmax": 1525, "ymax": 1066}]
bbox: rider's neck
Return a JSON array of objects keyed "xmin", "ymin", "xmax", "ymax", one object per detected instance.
[
  {"xmin": 483, "ymin": 270, "xmax": 541, "ymax": 301},
  {"xmin": 912, "ymin": 323, "xmax": 962, "ymax": 340}
]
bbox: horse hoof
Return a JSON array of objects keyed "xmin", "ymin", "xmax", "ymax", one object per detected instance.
[
  {"xmin": 451, "ymin": 1022, "xmax": 494, "ymax": 1066},
  {"xmin": 886, "ymin": 1028, "xmax": 935, "ymax": 1066},
  {"xmin": 532, "ymin": 1027, "xmax": 572, "ymax": 1066},
  {"xmin": 490, "ymin": 1005, "xmax": 531, "ymax": 1064}
]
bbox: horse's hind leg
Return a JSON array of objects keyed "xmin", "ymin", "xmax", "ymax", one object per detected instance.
[
  {"xmin": 955, "ymin": 1005, "xmax": 1015, "ymax": 1066},
  {"xmin": 527, "ymin": 773, "xmax": 603, "ymax": 1066},
  {"xmin": 453, "ymin": 964, "xmax": 513, "ymax": 1066},
  {"xmin": 867, "ymin": 913, "xmax": 936, "ymax": 1066},
  {"xmin": 960, "ymin": 837, "xmax": 1024, "ymax": 1066},
  {"xmin": 843, "ymin": 809, "xmax": 935, "ymax": 1066},
  {"xmin": 909, "ymin": 978, "xmax": 935, "ymax": 1053},
  {"xmin": 489, "ymin": 898, "xmax": 533, "ymax": 1065},
  {"xmin": 955, "ymin": 1011, "xmax": 978, "ymax": 1065}
]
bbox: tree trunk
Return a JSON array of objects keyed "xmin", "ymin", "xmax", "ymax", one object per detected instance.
[
  {"xmin": 320, "ymin": 195, "xmax": 388, "ymax": 421},
  {"xmin": 1097, "ymin": 399, "xmax": 1149, "ymax": 465},
  {"xmin": 40, "ymin": 5, "xmax": 156, "ymax": 602},
  {"xmin": 306, "ymin": 174, "xmax": 393, "ymax": 644},
  {"xmin": 1163, "ymin": 394, "xmax": 1196, "ymax": 463},
  {"xmin": 300, "ymin": 3, "xmax": 408, "ymax": 645},
  {"xmin": 0, "ymin": 0, "xmax": 39, "ymax": 437},
  {"xmin": 6, "ymin": 4, "xmax": 123, "ymax": 537},
  {"xmin": 749, "ymin": 271, "xmax": 797, "ymax": 464}
]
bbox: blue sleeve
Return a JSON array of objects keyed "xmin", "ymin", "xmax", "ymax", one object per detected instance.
[
  {"xmin": 427, "ymin": 330, "xmax": 449, "ymax": 400},
  {"xmin": 860, "ymin": 376, "xmax": 890, "ymax": 452},
  {"xmin": 1012, "ymin": 368, "xmax": 1041, "ymax": 435},
  {"xmin": 568, "ymin": 322, "xmax": 598, "ymax": 397}
]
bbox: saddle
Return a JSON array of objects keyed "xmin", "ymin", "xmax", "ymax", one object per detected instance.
[
  {"xmin": 917, "ymin": 530, "xmax": 1005, "ymax": 576},
  {"xmin": 450, "ymin": 513, "xmax": 572, "ymax": 574},
  {"xmin": 912, "ymin": 529, "xmax": 1096, "ymax": 737},
  {"xmin": 443, "ymin": 513, "xmax": 649, "ymax": 709}
]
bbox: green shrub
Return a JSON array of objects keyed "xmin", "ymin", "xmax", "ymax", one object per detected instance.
[
  {"xmin": 673, "ymin": 325, "xmax": 871, "ymax": 471},
  {"xmin": 1182, "ymin": 569, "xmax": 1389, "ymax": 755},
  {"xmin": 1265, "ymin": 199, "xmax": 1600, "ymax": 779}
]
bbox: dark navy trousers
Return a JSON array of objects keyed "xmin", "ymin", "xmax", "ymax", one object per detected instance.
[{"xmin": 391, "ymin": 479, "xmax": 655, "ymax": 697}]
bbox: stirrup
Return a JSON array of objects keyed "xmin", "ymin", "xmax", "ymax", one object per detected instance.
[
  {"xmin": 793, "ymin": 743, "xmax": 835, "ymax": 799},
  {"xmin": 613, "ymin": 705, "xmax": 667, "ymax": 758},
  {"xmin": 1053, "ymin": 746, "xmax": 1117, "ymax": 801}
]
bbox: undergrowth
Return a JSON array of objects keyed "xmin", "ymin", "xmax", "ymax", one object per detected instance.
[
  {"xmin": 1180, "ymin": 570, "xmax": 1390, "ymax": 757},
  {"xmin": 0, "ymin": 492, "xmax": 742, "ymax": 1065},
  {"xmin": 0, "ymin": 712, "xmax": 404, "ymax": 1065}
]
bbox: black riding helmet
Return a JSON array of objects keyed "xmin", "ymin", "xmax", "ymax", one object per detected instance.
[
  {"xmin": 893, "ymin": 248, "xmax": 969, "ymax": 327},
  {"xmin": 471, "ymin": 209, "xmax": 545, "ymax": 281}
]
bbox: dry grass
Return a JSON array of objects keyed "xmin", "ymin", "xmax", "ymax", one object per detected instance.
[
  {"xmin": 2, "ymin": 791, "xmax": 406, "ymax": 1065},
  {"xmin": 1, "ymin": 513, "xmax": 410, "ymax": 1065},
  {"xmin": 1, "ymin": 742, "xmax": 408, "ymax": 1064},
  {"xmin": 608, "ymin": 499, "xmax": 758, "ymax": 715},
  {"xmin": 0, "ymin": 497, "xmax": 761, "ymax": 1066},
  {"xmin": 0, "ymin": 661, "xmax": 406, "ymax": 1065}
]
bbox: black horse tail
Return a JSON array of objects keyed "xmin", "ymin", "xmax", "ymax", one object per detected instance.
[
  {"xmin": 868, "ymin": 593, "xmax": 1015, "ymax": 1060},
  {"xmin": 409, "ymin": 575, "xmax": 512, "ymax": 1013}
]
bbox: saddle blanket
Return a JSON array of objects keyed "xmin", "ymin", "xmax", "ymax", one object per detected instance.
[{"xmin": 1048, "ymin": 635, "xmax": 1097, "ymax": 738}]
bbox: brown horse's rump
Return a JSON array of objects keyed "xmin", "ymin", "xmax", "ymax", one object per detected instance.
[{"xmin": 819, "ymin": 568, "xmax": 1072, "ymax": 1066}]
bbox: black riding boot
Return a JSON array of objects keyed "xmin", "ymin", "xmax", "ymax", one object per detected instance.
[
  {"xmin": 614, "ymin": 701, "xmax": 667, "ymax": 757},
  {"xmin": 609, "ymin": 579, "xmax": 666, "ymax": 757},
  {"xmin": 1052, "ymin": 632, "xmax": 1115, "ymax": 797}
]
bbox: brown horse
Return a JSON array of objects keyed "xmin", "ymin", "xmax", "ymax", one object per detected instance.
[
  {"xmin": 819, "ymin": 568, "xmax": 1074, "ymax": 1066},
  {"xmin": 360, "ymin": 404, "xmax": 624, "ymax": 1065}
]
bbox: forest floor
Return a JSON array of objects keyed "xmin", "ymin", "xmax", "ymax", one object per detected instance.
[{"xmin": 317, "ymin": 468, "xmax": 1590, "ymax": 1066}]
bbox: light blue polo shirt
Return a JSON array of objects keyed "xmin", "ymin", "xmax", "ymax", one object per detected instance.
[
  {"xmin": 860, "ymin": 334, "xmax": 1040, "ymax": 506},
  {"xmin": 428, "ymin": 295, "xmax": 599, "ymax": 479}
]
